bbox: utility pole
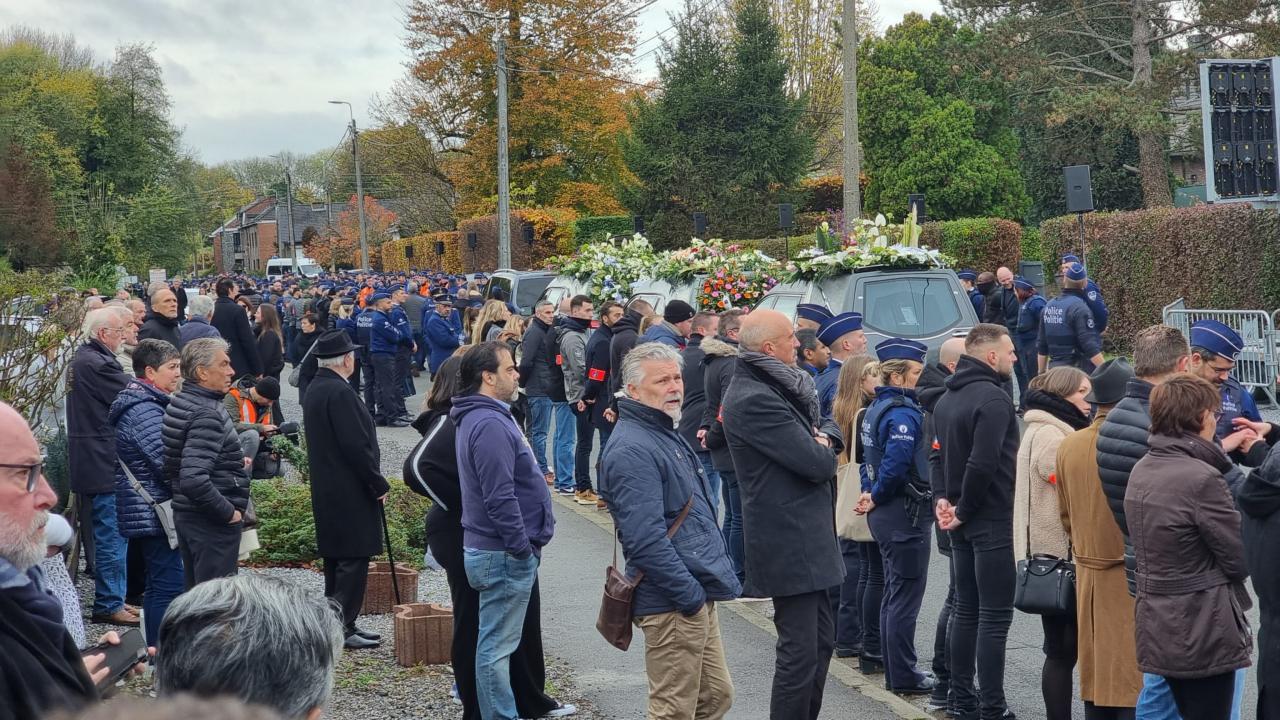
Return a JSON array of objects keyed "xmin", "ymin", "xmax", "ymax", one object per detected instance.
[
  {"xmin": 283, "ymin": 167, "xmax": 294, "ymax": 259},
  {"xmin": 495, "ymin": 21, "xmax": 512, "ymax": 270},
  {"xmin": 352, "ymin": 121, "xmax": 370, "ymax": 269},
  {"xmin": 842, "ymin": 0, "xmax": 862, "ymax": 225}
]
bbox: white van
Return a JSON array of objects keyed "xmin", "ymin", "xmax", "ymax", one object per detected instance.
[{"xmin": 266, "ymin": 257, "xmax": 323, "ymax": 280}]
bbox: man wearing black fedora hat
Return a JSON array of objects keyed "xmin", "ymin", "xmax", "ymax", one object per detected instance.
[{"xmin": 302, "ymin": 329, "xmax": 391, "ymax": 649}]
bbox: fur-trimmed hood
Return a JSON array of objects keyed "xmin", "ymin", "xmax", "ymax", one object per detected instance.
[{"xmin": 700, "ymin": 337, "xmax": 739, "ymax": 359}]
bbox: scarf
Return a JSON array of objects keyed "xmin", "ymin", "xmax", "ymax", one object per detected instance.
[
  {"xmin": 1023, "ymin": 389, "xmax": 1091, "ymax": 431},
  {"xmin": 740, "ymin": 351, "xmax": 820, "ymax": 426}
]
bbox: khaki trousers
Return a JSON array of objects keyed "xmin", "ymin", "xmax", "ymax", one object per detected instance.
[{"xmin": 634, "ymin": 602, "xmax": 734, "ymax": 720}]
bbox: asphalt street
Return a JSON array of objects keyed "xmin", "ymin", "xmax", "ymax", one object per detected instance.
[{"xmin": 280, "ymin": 370, "xmax": 1265, "ymax": 720}]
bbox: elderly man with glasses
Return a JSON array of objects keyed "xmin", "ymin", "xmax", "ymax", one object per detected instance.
[{"xmin": 67, "ymin": 307, "xmax": 135, "ymax": 626}]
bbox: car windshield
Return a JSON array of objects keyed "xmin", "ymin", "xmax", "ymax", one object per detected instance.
[
  {"xmin": 861, "ymin": 276, "xmax": 962, "ymax": 337},
  {"xmin": 298, "ymin": 264, "xmax": 322, "ymax": 276},
  {"xmin": 516, "ymin": 277, "xmax": 553, "ymax": 312}
]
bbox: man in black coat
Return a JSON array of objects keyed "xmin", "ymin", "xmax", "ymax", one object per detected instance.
[
  {"xmin": 582, "ymin": 301, "xmax": 622, "ymax": 446},
  {"xmin": 66, "ymin": 308, "xmax": 134, "ymax": 625},
  {"xmin": 679, "ymin": 312, "xmax": 722, "ymax": 505},
  {"xmin": 932, "ymin": 324, "xmax": 1020, "ymax": 720},
  {"xmin": 699, "ymin": 310, "xmax": 745, "ymax": 581},
  {"xmin": 303, "ymin": 330, "xmax": 390, "ymax": 650},
  {"xmin": 209, "ymin": 278, "xmax": 262, "ymax": 379},
  {"xmin": 137, "ymin": 286, "xmax": 181, "ymax": 349},
  {"xmin": 608, "ymin": 299, "xmax": 653, "ymax": 402},
  {"xmin": 721, "ymin": 309, "xmax": 842, "ymax": 720}
]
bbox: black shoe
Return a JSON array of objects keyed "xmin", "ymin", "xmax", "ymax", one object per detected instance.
[
  {"xmin": 835, "ymin": 646, "xmax": 861, "ymax": 658},
  {"xmin": 926, "ymin": 688, "xmax": 950, "ymax": 713},
  {"xmin": 859, "ymin": 656, "xmax": 885, "ymax": 674},
  {"xmin": 353, "ymin": 627, "xmax": 381, "ymax": 641},
  {"xmin": 343, "ymin": 632, "xmax": 380, "ymax": 649},
  {"xmin": 891, "ymin": 675, "xmax": 937, "ymax": 695},
  {"xmin": 388, "ymin": 419, "xmax": 412, "ymax": 428}
]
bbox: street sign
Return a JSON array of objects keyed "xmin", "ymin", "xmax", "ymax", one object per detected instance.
[{"xmin": 148, "ymin": 268, "xmax": 167, "ymax": 285}]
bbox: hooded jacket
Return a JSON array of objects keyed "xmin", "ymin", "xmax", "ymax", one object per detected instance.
[
  {"xmin": 599, "ymin": 398, "xmax": 741, "ymax": 616},
  {"xmin": 697, "ymin": 337, "xmax": 740, "ymax": 472},
  {"xmin": 451, "ymin": 394, "xmax": 555, "ymax": 556},
  {"xmin": 556, "ymin": 316, "xmax": 591, "ymax": 403},
  {"xmin": 933, "ymin": 354, "xmax": 1019, "ymax": 524},
  {"xmin": 109, "ymin": 380, "xmax": 171, "ymax": 539},
  {"xmin": 642, "ymin": 320, "xmax": 686, "ymax": 349},
  {"xmin": 1239, "ymin": 444, "xmax": 1280, "ymax": 717},
  {"xmin": 917, "ymin": 361, "xmax": 952, "ymax": 554}
]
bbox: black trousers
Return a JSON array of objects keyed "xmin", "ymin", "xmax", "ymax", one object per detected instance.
[
  {"xmin": 830, "ymin": 537, "xmax": 862, "ymax": 653},
  {"xmin": 359, "ymin": 352, "xmax": 377, "ymax": 409},
  {"xmin": 933, "ymin": 555, "xmax": 956, "ymax": 702},
  {"xmin": 857, "ymin": 540, "xmax": 884, "ymax": 660},
  {"xmin": 771, "ymin": 589, "xmax": 835, "ymax": 720},
  {"xmin": 426, "ymin": 511, "xmax": 557, "ymax": 720},
  {"xmin": 323, "ymin": 557, "xmax": 371, "ymax": 633},
  {"xmin": 572, "ymin": 403, "xmax": 594, "ymax": 492},
  {"xmin": 1041, "ymin": 613, "xmax": 1078, "ymax": 720},
  {"xmin": 1166, "ymin": 673, "xmax": 1236, "ymax": 720},
  {"xmin": 394, "ymin": 347, "xmax": 413, "ymax": 415},
  {"xmin": 949, "ymin": 518, "xmax": 1015, "ymax": 720},
  {"xmin": 175, "ymin": 514, "xmax": 241, "ymax": 590},
  {"xmin": 126, "ymin": 539, "xmax": 146, "ymax": 605},
  {"xmin": 349, "ymin": 356, "xmax": 363, "ymax": 397},
  {"xmin": 371, "ymin": 353, "xmax": 399, "ymax": 424}
]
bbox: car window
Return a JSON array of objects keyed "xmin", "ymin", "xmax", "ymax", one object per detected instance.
[
  {"xmin": 766, "ymin": 294, "xmax": 802, "ymax": 318},
  {"xmin": 515, "ymin": 277, "xmax": 552, "ymax": 313},
  {"xmin": 861, "ymin": 276, "xmax": 962, "ymax": 337},
  {"xmin": 487, "ymin": 276, "xmax": 513, "ymax": 300},
  {"xmin": 628, "ymin": 293, "xmax": 666, "ymax": 314},
  {"xmin": 540, "ymin": 285, "xmax": 570, "ymax": 309}
]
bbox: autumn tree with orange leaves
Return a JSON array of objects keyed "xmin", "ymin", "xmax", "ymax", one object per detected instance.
[
  {"xmin": 305, "ymin": 195, "xmax": 398, "ymax": 270},
  {"xmin": 397, "ymin": 0, "xmax": 637, "ymax": 218}
]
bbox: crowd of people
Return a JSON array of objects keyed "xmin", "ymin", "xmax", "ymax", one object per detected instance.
[{"xmin": 3, "ymin": 254, "xmax": 1279, "ymax": 720}]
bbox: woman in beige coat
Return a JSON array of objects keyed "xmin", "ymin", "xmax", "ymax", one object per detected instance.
[{"xmin": 1013, "ymin": 366, "xmax": 1093, "ymax": 720}]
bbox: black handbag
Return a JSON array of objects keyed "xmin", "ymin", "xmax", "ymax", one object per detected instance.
[{"xmin": 1013, "ymin": 435, "xmax": 1076, "ymax": 616}]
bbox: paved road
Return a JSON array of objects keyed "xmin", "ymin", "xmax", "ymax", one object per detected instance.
[{"xmin": 280, "ymin": 371, "xmax": 1263, "ymax": 720}]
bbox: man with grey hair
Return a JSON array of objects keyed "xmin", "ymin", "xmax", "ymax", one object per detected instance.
[
  {"xmin": 67, "ymin": 307, "xmax": 135, "ymax": 625},
  {"xmin": 155, "ymin": 573, "xmax": 344, "ymax": 720},
  {"xmin": 180, "ymin": 294, "xmax": 222, "ymax": 348},
  {"xmin": 520, "ymin": 300, "xmax": 570, "ymax": 487},
  {"xmin": 105, "ymin": 305, "xmax": 140, "ymax": 378},
  {"xmin": 599, "ymin": 342, "xmax": 740, "ymax": 719},
  {"xmin": 302, "ymin": 330, "xmax": 389, "ymax": 649},
  {"xmin": 162, "ymin": 337, "xmax": 249, "ymax": 588}
]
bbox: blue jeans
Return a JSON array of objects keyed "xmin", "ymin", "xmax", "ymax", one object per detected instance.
[
  {"xmin": 697, "ymin": 453, "xmax": 721, "ymax": 520},
  {"xmin": 527, "ymin": 396, "xmax": 552, "ymax": 475},
  {"xmin": 551, "ymin": 402, "xmax": 574, "ymax": 492},
  {"xmin": 1138, "ymin": 669, "xmax": 1247, "ymax": 720},
  {"xmin": 89, "ymin": 492, "xmax": 127, "ymax": 616},
  {"xmin": 720, "ymin": 470, "xmax": 744, "ymax": 584},
  {"xmin": 464, "ymin": 548, "xmax": 539, "ymax": 720},
  {"xmin": 135, "ymin": 534, "xmax": 184, "ymax": 646}
]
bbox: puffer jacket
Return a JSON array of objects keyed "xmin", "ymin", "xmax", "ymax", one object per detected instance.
[
  {"xmin": 698, "ymin": 337, "xmax": 739, "ymax": 472},
  {"xmin": 1126, "ymin": 433, "xmax": 1253, "ymax": 678},
  {"xmin": 1095, "ymin": 377, "xmax": 1150, "ymax": 595},
  {"xmin": 162, "ymin": 383, "xmax": 250, "ymax": 523},
  {"xmin": 518, "ymin": 316, "xmax": 561, "ymax": 398},
  {"xmin": 108, "ymin": 380, "xmax": 171, "ymax": 539},
  {"xmin": 599, "ymin": 398, "xmax": 741, "ymax": 616}
]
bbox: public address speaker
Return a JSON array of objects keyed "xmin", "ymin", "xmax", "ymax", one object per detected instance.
[{"xmin": 1064, "ymin": 165, "xmax": 1095, "ymax": 213}]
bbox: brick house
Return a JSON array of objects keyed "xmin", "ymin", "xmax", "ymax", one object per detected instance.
[{"xmin": 208, "ymin": 196, "xmax": 404, "ymax": 273}]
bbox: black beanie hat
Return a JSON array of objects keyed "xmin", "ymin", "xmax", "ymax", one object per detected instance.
[
  {"xmin": 254, "ymin": 376, "xmax": 281, "ymax": 402},
  {"xmin": 663, "ymin": 300, "xmax": 696, "ymax": 324}
]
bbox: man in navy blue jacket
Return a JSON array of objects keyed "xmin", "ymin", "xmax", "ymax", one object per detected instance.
[
  {"xmin": 452, "ymin": 342, "xmax": 555, "ymax": 720},
  {"xmin": 368, "ymin": 294, "xmax": 407, "ymax": 428},
  {"xmin": 423, "ymin": 294, "xmax": 462, "ymax": 380}
]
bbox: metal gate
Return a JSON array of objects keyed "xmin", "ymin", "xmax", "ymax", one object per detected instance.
[{"xmin": 1162, "ymin": 298, "xmax": 1279, "ymax": 407}]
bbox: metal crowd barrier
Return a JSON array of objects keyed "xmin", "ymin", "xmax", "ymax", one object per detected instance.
[{"xmin": 1162, "ymin": 298, "xmax": 1279, "ymax": 407}]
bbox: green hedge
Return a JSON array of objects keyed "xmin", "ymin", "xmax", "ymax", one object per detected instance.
[
  {"xmin": 919, "ymin": 218, "xmax": 1022, "ymax": 273},
  {"xmin": 1039, "ymin": 204, "xmax": 1280, "ymax": 352},
  {"xmin": 735, "ymin": 236, "xmax": 816, "ymax": 261},
  {"xmin": 249, "ymin": 478, "xmax": 431, "ymax": 568},
  {"xmin": 571, "ymin": 215, "xmax": 634, "ymax": 244}
]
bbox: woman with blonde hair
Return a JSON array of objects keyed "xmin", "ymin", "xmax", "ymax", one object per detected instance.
[
  {"xmin": 1014, "ymin": 365, "xmax": 1093, "ymax": 720},
  {"xmin": 473, "ymin": 299, "xmax": 512, "ymax": 344},
  {"xmin": 831, "ymin": 354, "xmax": 882, "ymax": 669}
]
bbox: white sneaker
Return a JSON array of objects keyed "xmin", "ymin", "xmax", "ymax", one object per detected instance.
[{"xmin": 544, "ymin": 702, "xmax": 577, "ymax": 717}]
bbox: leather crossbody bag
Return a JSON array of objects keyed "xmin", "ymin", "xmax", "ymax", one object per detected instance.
[{"xmin": 1013, "ymin": 437, "xmax": 1076, "ymax": 616}]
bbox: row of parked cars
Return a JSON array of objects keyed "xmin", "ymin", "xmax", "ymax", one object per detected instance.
[{"xmin": 484, "ymin": 264, "xmax": 979, "ymax": 357}]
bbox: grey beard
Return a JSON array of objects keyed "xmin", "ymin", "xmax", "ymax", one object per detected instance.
[
  {"xmin": 666, "ymin": 409, "xmax": 681, "ymax": 426},
  {"xmin": 0, "ymin": 510, "xmax": 47, "ymax": 571}
]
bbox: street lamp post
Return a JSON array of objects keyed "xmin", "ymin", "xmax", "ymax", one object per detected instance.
[{"xmin": 329, "ymin": 100, "xmax": 369, "ymax": 269}]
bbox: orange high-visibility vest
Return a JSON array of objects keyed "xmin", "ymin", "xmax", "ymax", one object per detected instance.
[{"xmin": 229, "ymin": 387, "xmax": 272, "ymax": 426}]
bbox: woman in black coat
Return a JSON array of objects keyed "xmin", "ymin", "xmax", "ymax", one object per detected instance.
[
  {"xmin": 1239, "ymin": 442, "xmax": 1280, "ymax": 720},
  {"xmin": 403, "ymin": 356, "xmax": 567, "ymax": 720},
  {"xmin": 290, "ymin": 313, "xmax": 321, "ymax": 404},
  {"xmin": 255, "ymin": 303, "xmax": 286, "ymax": 420}
]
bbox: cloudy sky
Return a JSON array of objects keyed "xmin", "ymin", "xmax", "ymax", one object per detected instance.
[{"xmin": 6, "ymin": 0, "xmax": 939, "ymax": 165}]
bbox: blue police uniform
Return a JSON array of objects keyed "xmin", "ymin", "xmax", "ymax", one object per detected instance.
[
  {"xmin": 1036, "ymin": 288, "xmax": 1102, "ymax": 372},
  {"xmin": 815, "ymin": 312, "xmax": 865, "ymax": 421},
  {"xmin": 389, "ymin": 303, "xmax": 415, "ymax": 411},
  {"xmin": 816, "ymin": 357, "xmax": 842, "ymax": 419},
  {"xmin": 1083, "ymin": 281, "xmax": 1108, "ymax": 334},
  {"xmin": 1188, "ymin": 319, "xmax": 1266, "ymax": 440},
  {"xmin": 335, "ymin": 309, "xmax": 362, "ymax": 396},
  {"xmin": 1015, "ymin": 281, "xmax": 1046, "ymax": 385},
  {"xmin": 1219, "ymin": 376, "xmax": 1262, "ymax": 440},
  {"xmin": 968, "ymin": 288, "xmax": 984, "ymax": 318},
  {"xmin": 354, "ymin": 307, "xmax": 377, "ymax": 409},
  {"xmin": 368, "ymin": 302, "xmax": 402, "ymax": 425},
  {"xmin": 860, "ymin": 385, "xmax": 932, "ymax": 692}
]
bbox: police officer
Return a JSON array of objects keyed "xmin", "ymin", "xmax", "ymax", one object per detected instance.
[
  {"xmin": 1014, "ymin": 276, "xmax": 1046, "ymax": 388},
  {"xmin": 389, "ymin": 287, "xmax": 416, "ymax": 418},
  {"xmin": 958, "ymin": 270, "xmax": 984, "ymax": 318},
  {"xmin": 354, "ymin": 297, "xmax": 378, "ymax": 410},
  {"xmin": 1060, "ymin": 254, "xmax": 1109, "ymax": 333},
  {"xmin": 796, "ymin": 302, "xmax": 833, "ymax": 331},
  {"xmin": 368, "ymin": 293, "xmax": 409, "ymax": 428},
  {"xmin": 1188, "ymin": 320, "xmax": 1279, "ymax": 456},
  {"xmin": 1037, "ymin": 262, "xmax": 1104, "ymax": 374},
  {"xmin": 859, "ymin": 337, "xmax": 935, "ymax": 695},
  {"xmin": 816, "ymin": 311, "xmax": 867, "ymax": 420}
]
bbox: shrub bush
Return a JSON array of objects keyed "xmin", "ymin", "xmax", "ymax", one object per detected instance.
[
  {"xmin": 1039, "ymin": 203, "xmax": 1280, "ymax": 352},
  {"xmin": 249, "ymin": 478, "xmax": 431, "ymax": 569},
  {"xmin": 799, "ymin": 175, "xmax": 843, "ymax": 213},
  {"xmin": 571, "ymin": 215, "xmax": 634, "ymax": 244},
  {"xmin": 380, "ymin": 231, "xmax": 463, "ymax": 274},
  {"xmin": 735, "ymin": 236, "xmax": 817, "ymax": 261},
  {"xmin": 456, "ymin": 208, "xmax": 578, "ymax": 272},
  {"xmin": 919, "ymin": 218, "xmax": 1022, "ymax": 273}
]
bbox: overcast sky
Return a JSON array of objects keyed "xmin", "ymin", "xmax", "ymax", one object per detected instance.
[{"xmin": 5, "ymin": 0, "xmax": 940, "ymax": 165}]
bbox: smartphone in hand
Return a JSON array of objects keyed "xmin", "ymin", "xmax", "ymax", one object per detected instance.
[{"xmin": 82, "ymin": 627, "xmax": 147, "ymax": 692}]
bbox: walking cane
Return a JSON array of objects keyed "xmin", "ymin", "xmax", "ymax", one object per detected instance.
[{"xmin": 380, "ymin": 504, "xmax": 402, "ymax": 606}]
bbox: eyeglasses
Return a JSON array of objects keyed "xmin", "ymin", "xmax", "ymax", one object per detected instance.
[{"xmin": 0, "ymin": 459, "xmax": 44, "ymax": 493}]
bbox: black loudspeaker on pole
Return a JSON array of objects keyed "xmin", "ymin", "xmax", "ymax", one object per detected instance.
[
  {"xmin": 466, "ymin": 232, "xmax": 478, "ymax": 250},
  {"xmin": 522, "ymin": 224, "xmax": 535, "ymax": 245},
  {"xmin": 404, "ymin": 245, "xmax": 414, "ymax": 259},
  {"xmin": 633, "ymin": 215, "xmax": 645, "ymax": 235},
  {"xmin": 692, "ymin": 212, "xmax": 707, "ymax": 238},
  {"xmin": 779, "ymin": 203, "xmax": 794, "ymax": 230},
  {"xmin": 1063, "ymin": 165, "xmax": 1095, "ymax": 273},
  {"xmin": 434, "ymin": 240, "xmax": 445, "ymax": 256}
]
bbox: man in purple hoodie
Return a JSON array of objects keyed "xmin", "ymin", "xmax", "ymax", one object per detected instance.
[{"xmin": 452, "ymin": 341, "xmax": 556, "ymax": 720}]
